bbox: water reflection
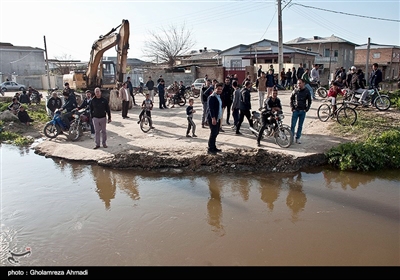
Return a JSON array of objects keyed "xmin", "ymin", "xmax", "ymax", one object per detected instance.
[
  {"xmin": 259, "ymin": 175, "xmax": 283, "ymax": 211},
  {"xmin": 286, "ymin": 172, "xmax": 307, "ymax": 222},
  {"xmin": 91, "ymin": 166, "xmax": 116, "ymax": 210},
  {"xmin": 323, "ymin": 168, "xmax": 375, "ymax": 190},
  {"xmin": 115, "ymin": 170, "xmax": 140, "ymax": 201},
  {"xmin": 207, "ymin": 175, "xmax": 224, "ymax": 235}
]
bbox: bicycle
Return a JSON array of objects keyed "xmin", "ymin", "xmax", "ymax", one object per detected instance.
[
  {"xmin": 317, "ymin": 99, "xmax": 358, "ymax": 126},
  {"xmin": 310, "ymin": 81, "xmax": 328, "ymax": 98},
  {"xmin": 138, "ymin": 108, "xmax": 153, "ymax": 133}
]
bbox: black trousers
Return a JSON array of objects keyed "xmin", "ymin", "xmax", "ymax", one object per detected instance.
[
  {"xmin": 236, "ymin": 109, "xmax": 253, "ymax": 132},
  {"xmin": 207, "ymin": 117, "xmax": 220, "ymax": 151},
  {"xmin": 122, "ymin": 100, "xmax": 129, "ymax": 118}
]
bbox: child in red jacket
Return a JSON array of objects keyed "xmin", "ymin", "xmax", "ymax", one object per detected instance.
[{"xmin": 328, "ymin": 81, "xmax": 344, "ymax": 114}]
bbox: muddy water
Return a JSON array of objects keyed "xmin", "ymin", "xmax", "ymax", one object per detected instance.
[{"xmin": 1, "ymin": 144, "xmax": 399, "ymax": 266}]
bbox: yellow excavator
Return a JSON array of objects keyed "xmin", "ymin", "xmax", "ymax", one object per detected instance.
[{"xmin": 63, "ymin": 19, "xmax": 130, "ymax": 100}]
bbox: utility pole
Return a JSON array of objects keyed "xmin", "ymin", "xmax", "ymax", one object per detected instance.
[
  {"xmin": 277, "ymin": 0, "xmax": 283, "ymax": 74},
  {"xmin": 365, "ymin": 37, "xmax": 371, "ymax": 87},
  {"xmin": 44, "ymin": 35, "xmax": 51, "ymax": 90}
]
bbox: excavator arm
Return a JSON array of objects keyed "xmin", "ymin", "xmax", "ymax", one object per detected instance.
[{"xmin": 86, "ymin": 19, "xmax": 130, "ymax": 89}]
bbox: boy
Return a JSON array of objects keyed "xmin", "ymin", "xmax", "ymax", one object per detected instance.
[
  {"xmin": 137, "ymin": 93, "xmax": 154, "ymax": 129},
  {"xmin": 186, "ymin": 97, "xmax": 197, "ymax": 137},
  {"xmin": 328, "ymin": 81, "xmax": 345, "ymax": 115},
  {"xmin": 17, "ymin": 105, "xmax": 34, "ymax": 125}
]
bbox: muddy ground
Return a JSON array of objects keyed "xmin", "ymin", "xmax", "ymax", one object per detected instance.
[{"xmin": 4, "ymin": 89, "xmax": 384, "ymax": 173}]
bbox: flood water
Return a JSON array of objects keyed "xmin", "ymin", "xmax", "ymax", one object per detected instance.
[{"xmin": 1, "ymin": 143, "xmax": 399, "ymax": 266}]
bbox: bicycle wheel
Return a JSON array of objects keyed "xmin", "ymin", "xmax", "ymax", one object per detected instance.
[
  {"xmin": 274, "ymin": 126, "xmax": 293, "ymax": 148},
  {"xmin": 374, "ymin": 95, "xmax": 391, "ymax": 111},
  {"xmin": 317, "ymin": 103, "xmax": 331, "ymax": 122},
  {"xmin": 140, "ymin": 116, "xmax": 151, "ymax": 133},
  {"xmin": 336, "ymin": 107, "xmax": 357, "ymax": 126},
  {"xmin": 316, "ymin": 87, "xmax": 327, "ymax": 98}
]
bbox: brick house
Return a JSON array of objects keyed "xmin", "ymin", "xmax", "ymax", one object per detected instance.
[
  {"xmin": 285, "ymin": 35, "xmax": 358, "ymax": 84},
  {"xmin": 354, "ymin": 43, "xmax": 400, "ymax": 83}
]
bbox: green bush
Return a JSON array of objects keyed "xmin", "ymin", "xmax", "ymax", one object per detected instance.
[{"xmin": 326, "ymin": 129, "xmax": 400, "ymax": 171}]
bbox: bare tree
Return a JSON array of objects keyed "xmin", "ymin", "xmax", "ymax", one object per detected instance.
[{"xmin": 143, "ymin": 23, "xmax": 195, "ymax": 67}]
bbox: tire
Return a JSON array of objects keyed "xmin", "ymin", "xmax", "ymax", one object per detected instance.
[
  {"xmin": 1, "ymin": 87, "xmax": 7, "ymax": 92},
  {"xmin": 19, "ymin": 87, "xmax": 25, "ymax": 91},
  {"xmin": 192, "ymin": 89, "xmax": 200, "ymax": 98},
  {"xmin": 44, "ymin": 123, "xmax": 60, "ymax": 139},
  {"xmin": 274, "ymin": 126, "xmax": 293, "ymax": 148},
  {"xmin": 67, "ymin": 122, "xmax": 81, "ymax": 141},
  {"xmin": 316, "ymin": 87, "xmax": 327, "ymax": 98},
  {"xmin": 374, "ymin": 95, "xmax": 391, "ymax": 111},
  {"xmin": 140, "ymin": 116, "xmax": 152, "ymax": 133},
  {"xmin": 184, "ymin": 90, "xmax": 191, "ymax": 99},
  {"xmin": 317, "ymin": 103, "xmax": 332, "ymax": 122},
  {"xmin": 178, "ymin": 96, "xmax": 186, "ymax": 106},
  {"xmin": 336, "ymin": 107, "xmax": 357, "ymax": 126},
  {"xmin": 166, "ymin": 97, "xmax": 171, "ymax": 108}
]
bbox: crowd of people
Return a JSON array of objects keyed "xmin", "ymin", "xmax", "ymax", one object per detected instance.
[{"xmin": 4, "ymin": 62, "xmax": 383, "ymax": 153}]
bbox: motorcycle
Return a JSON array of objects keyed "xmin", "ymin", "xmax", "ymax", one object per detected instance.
[
  {"xmin": 186, "ymin": 86, "xmax": 200, "ymax": 99},
  {"xmin": 30, "ymin": 91, "xmax": 43, "ymax": 105},
  {"xmin": 249, "ymin": 110, "xmax": 293, "ymax": 148},
  {"xmin": 165, "ymin": 92, "xmax": 186, "ymax": 107},
  {"xmin": 310, "ymin": 81, "xmax": 328, "ymax": 98},
  {"xmin": 43, "ymin": 109, "xmax": 71, "ymax": 139},
  {"xmin": 47, "ymin": 86, "xmax": 60, "ymax": 96},
  {"xmin": 345, "ymin": 87, "xmax": 391, "ymax": 111},
  {"xmin": 68, "ymin": 108, "xmax": 91, "ymax": 141}
]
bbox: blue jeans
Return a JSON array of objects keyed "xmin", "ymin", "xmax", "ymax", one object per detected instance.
[
  {"xmin": 291, "ymin": 110, "xmax": 306, "ymax": 140},
  {"xmin": 305, "ymin": 84, "xmax": 315, "ymax": 98}
]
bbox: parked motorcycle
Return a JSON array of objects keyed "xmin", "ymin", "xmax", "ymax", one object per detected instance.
[
  {"xmin": 30, "ymin": 91, "xmax": 43, "ymax": 105},
  {"xmin": 68, "ymin": 108, "xmax": 91, "ymax": 141},
  {"xmin": 166, "ymin": 92, "xmax": 186, "ymax": 107},
  {"xmin": 43, "ymin": 109, "xmax": 71, "ymax": 139},
  {"xmin": 249, "ymin": 110, "xmax": 293, "ymax": 148}
]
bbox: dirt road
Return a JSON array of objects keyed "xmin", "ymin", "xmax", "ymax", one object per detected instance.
[{"xmin": 24, "ymin": 88, "xmax": 353, "ymax": 172}]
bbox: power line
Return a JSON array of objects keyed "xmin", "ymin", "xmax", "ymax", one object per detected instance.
[{"xmin": 291, "ymin": 3, "xmax": 400, "ymax": 22}]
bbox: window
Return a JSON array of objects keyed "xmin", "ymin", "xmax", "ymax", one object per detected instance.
[
  {"xmin": 373, "ymin": 52, "xmax": 381, "ymax": 59},
  {"xmin": 324, "ymin": 48, "xmax": 330, "ymax": 57},
  {"xmin": 231, "ymin": 60, "xmax": 242, "ymax": 68},
  {"xmin": 334, "ymin": 50, "xmax": 338, "ymax": 57}
]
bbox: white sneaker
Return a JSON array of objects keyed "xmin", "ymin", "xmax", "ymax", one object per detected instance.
[
  {"xmin": 295, "ymin": 138, "xmax": 301, "ymax": 144},
  {"xmin": 90, "ymin": 134, "xmax": 95, "ymax": 139}
]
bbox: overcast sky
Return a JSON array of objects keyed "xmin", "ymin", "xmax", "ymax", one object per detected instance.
[{"xmin": 1, "ymin": 0, "xmax": 399, "ymax": 62}]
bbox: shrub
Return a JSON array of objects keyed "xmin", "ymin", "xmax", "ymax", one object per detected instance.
[{"xmin": 326, "ymin": 129, "xmax": 400, "ymax": 171}]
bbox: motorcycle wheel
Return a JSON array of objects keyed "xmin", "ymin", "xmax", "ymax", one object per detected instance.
[
  {"xmin": 316, "ymin": 87, "xmax": 328, "ymax": 98},
  {"xmin": 44, "ymin": 123, "xmax": 60, "ymax": 139},
  {"xmin": 184, "ymin": 90, "xmax": 191, "ymax": 99},
  {"xmin": 178, "ymin": 97, "xmax": 186, "ymax": 106},
  {"xmin": 140, "ymin": 116, "xmax": 152, "ymax": 133},
  {"xmin": 192, "ymin": 89, "xmax": 200, "ymax": 98},
  {"xmin": 374, "ymin": 95, "xmax": 391, "ymax": 111},
  {"xmin": 67, "ymin": 123, "xmax": 81, "ymax": 141},
  {"xmin": 166, "ymin": 98, "xmax": 171, "ymax": 108},
  {"xmin": 274, "ymin": 126, "xmax": 293, "ymax": 148}
]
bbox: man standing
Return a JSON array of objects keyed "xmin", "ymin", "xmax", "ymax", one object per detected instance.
[
  {"xmin": 157, "ymin": 79, "xmax": 167, "ymax": 109},
  {"xmin": 236, "ymin": 81, "xmax": 254, "ymax": 135},
  {"xmin": 290, "ymin": 79, "xmax": 312, "ymax": 144},
  {"xmin": 90, "ymin": 87, "xmax": 111, "ymax": 149},
  {"xmin": 257, "ymin": 65, "xmax": 263, "ymax": 77},
  {"xmin": 256, "ymin": 71, "xmax": 267, "ymax": 110},
  {"xmin": 310, "ymin": 64, "xmax": 320, "ymax": 84},
  {"xmin": 369, "ymin": 63, "xmax": 383, "ymax": 89},
  {"xmin": 296, "ymin": 63, "xmax": 304, "ymax": 81},
  {"xmin": 119, "ymin": 82, "xmax": 130, "ymax": 119},
  {"xmin": 207, "ymin": 82, "xmax": 223, "ymax": 154},
  {"xmin": 221, "ymin": 77, "xmax": 233, "ymax": 129},
  {"xmin": 145, "ymin": 76, "xmax": 155, "ymax": 102},
  {"xmin": 126, "ymin": 77, "xmax": 136, "ymax": 106},
  {"xmin": 201, "ymin": 79, "xmax": 213, "ymax": 128}
]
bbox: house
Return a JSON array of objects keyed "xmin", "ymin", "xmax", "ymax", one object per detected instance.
[
  {"xmin": 354, "ymin": 43, "xmax": 400, "ymax": 83},
  {"xmin": 176, "ymin": 47, "xmax": 221, "ymax": 67},
  {"xmin": 285, "ymin": 35, "xmax": 358, "ymax": 84},
  {"xmin": 0, "ymin": 42, "xmax": 46, "ymax": 81},
  {"xmin": 218, "ymin": 39, "xmax": 318, "ymax": 84}
]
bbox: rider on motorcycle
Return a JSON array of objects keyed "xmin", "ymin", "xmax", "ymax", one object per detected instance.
[
  {"xmin": 171, "ymin": 81, "xmax": 186, "ymax": 108},
  {"xmin": 60, "ymin": 91, "xmax": 77, "ymax": 129},
  {"xmin": 257, "ymin": 87, "xmax": 282, "ymax": 146}
]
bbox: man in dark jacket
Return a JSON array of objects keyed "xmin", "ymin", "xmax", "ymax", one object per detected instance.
[
  {"xmin": 89, "ymin": 87, "xmax": 111, "ymax": 149},
  {"xmin": 47, "ymin": 92, "xmax": 62, "ymax": 117},
  {"xmin": 236, "ymin": 81, "xmax": 254, "ymax": 135},
  {"xmin": 145, "ymin": 76, "xmax": 155, "ymax": 102},
  {"xmin": 221, "ymin": 77, "xmax": 233, "ymax": 129},
  {"xmin": 296, "ymin": 63, "xmax": 304, "ymax": 81},
  {"xmin": 369, "ymin": 63, "xmax": 383, "ymax": 89},
  {"xmin": 290, "ymin": 79, "xmax": 312, "ymax": 144},
  {"xmin": 60, "ymin": 91, "xmax": 77, "ymax": 128},
  {"xmin": 126, "ymin": 77, "xmax": 137, "ymax": 106},
  {"xmin": 206, "ymin": 82, "xmax": 223, "ymax": 154}
]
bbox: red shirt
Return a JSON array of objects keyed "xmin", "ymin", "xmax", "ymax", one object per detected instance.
[{"xmin": 328, "ymin": 87, "xmax": 343, "ymax": 98}]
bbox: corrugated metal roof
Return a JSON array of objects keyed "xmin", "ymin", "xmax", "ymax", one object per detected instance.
[{"xmin": 285, "ymin": 35, "xmax": 358, "ymax": 46}]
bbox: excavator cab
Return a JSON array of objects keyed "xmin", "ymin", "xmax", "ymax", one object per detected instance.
[{"xmin": 99, "ymin": 60, "xmax": 116, "ymax": 88}]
